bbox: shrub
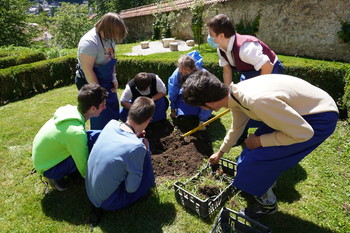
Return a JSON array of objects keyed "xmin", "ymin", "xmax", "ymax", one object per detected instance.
[
  {"xmin": 116, "ymin": 53, "xmax": 350, "ymax": 118},
  {"xmin": 0, "ymin": 54, "xmax": 76, "ymax": 104},
  {"xmin": 0, "ymin": 50, "xmax": 46, "ymax": 69},
  {"xmin": 343, "ymin": 71, "xmax": 350, "ymax": 120},
  {"xmin": 338, "ymin": 21, "xmax": 350, "ymax": 43}
]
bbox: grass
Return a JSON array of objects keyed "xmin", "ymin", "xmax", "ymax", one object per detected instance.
[{"xmin": 0, "ymin": 84, "xmax": 349, "ymax": 233}]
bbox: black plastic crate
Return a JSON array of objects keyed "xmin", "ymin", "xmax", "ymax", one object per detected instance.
[
  {"xmin": 211, "ymin": 207, "xmax": 272, "ymax": 233},
  {"xmin": 174, "ymin": 158, "xmax": 237, "ymax": 218}
]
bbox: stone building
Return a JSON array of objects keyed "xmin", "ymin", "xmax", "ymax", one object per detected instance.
[{"xmin": 120, "ymin": 0, "xmax": 350, "ymax": 62}]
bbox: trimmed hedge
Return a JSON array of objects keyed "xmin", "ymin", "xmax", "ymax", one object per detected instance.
[
  {"xmin": 117, "ymin": 53, "xmax": 350, "ymax": 118},
  {"xmin": 1, "ymin": 49, "xmax": 349, "ymax": 119},
  {"xmin": 0, "ymin": 50, "xmax": 46, "ymax": 69},
  {"xmin": 0, "ymin": 54, "xmax": 76, "ymax": 104},
  {"xmin": 343, "ymin": 72, "xmax": 350, "ymax": 120}
]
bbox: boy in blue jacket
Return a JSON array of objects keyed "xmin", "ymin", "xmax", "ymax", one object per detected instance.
[{"xmin": 168, "ymin": 51, "xmax": 212, "ymax": 125}]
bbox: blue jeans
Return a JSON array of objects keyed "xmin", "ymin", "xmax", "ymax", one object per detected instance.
[{"xmin": 43, "ymin": 130, "xmax": 102, "ymax": 180}]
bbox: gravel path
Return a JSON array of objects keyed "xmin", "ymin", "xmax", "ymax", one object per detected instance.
[{"xmin": 124, "ymin": 40, "xmax": 194, "ymax": 56}]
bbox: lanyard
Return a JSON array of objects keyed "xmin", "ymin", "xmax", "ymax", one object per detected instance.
[
  {"xmin": 123, "ymin": 122, "xmax": 135, "ymax": 134},
  {"xmin": 98, "ymin": 33, "xmax": 115, "ymax": 55}
]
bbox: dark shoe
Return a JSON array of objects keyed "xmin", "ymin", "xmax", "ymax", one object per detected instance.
[
  {"xmin": 241, "ymin": 202, "xmax": 278, "ymax": 219},
  {"xmin": 48, "ymin": 178, "xmax": 68, "ymax": 191}
]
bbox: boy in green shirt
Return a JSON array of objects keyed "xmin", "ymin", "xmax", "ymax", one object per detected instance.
[{"xmin": 32, "ymin": 83, "xmax": 108, "ymax": 191}]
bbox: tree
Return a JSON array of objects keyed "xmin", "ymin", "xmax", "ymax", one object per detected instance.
[
  {"xmin": 89, "ymin": 0, "xmax": 157, "ymax": 15},
  {"xmin": 49, "ymin": 3, "xmax": 96, "ymax": 49},
  {"xmin": 0, "ymin": 0, "xmax": 32, "ymax": 46}
]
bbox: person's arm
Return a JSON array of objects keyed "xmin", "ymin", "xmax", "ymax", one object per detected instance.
[
  {"xmin": 124, "ymin": 146, "xmax": 146, "ymax": 193},
  {"xmin": 220, "ymin": 106, "xmax": 250, "ymax": 153},
  {"xmin": 152, "ymin": 92, "xmax": 165, "ymax": 101},
  {"xmin": 120, "ymin": 85, "xmax": 133, "ymax": 110},
  {"xmin": 153, "ymin": 75, "xmax": 167, "ymax": 101},
  {"xmin": 260, "ymin": 61, "xmax": 274, "ymax": 75},
  {"xmin": 121, "ymin": 101, "xmax": 132, "ymax": 110},
  {"xmin": 209, "ymin": 150, "xmax": 225, "ymax": 165},
  {"xmin": 64, "ymin": 125, "xmax": 89, "ymax": 178},
  {"xmin": 244, "ymin": 134, "xmax": 262, "ymax": 150},
  {"xmin": 223, "ymin": 65, "xmax": 233, "ymax": 86},
  {"xmin": 168, "ymin": 69, "xmax": 180, "ymax": 104},
  {"xmin": 253, "ymin": 97, "xmax": 314, "ymax": 147},
  {"xmin": 240, "ymin": 42, "xmax": 273, "ymax": 75},
  {"xmin": 112, "ymin": 65, "xmax": 118, "ymax": 91},
  {"xmin": 80, "ymin": 54, "xmax": 99, "ymax": 84}
]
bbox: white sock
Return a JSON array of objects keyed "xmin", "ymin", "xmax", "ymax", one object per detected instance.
[{"xmin": 255, "ymin": 187, "xmax": 276, "ymax": 205}]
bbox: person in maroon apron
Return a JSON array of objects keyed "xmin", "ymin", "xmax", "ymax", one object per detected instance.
[{"xmin": 77, "ymin": 12, "xmax": 128, "ymax": 130}]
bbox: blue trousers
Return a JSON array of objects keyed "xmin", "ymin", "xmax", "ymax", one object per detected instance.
[
  {"xmin": 43, "ymin": 130, "xmax": 102, "ymax": 180},
  {"xmin": 240, "ymin": 60, "xmax": 285, "ymax": 81},
  {"xmin": 233, "ymin": 112, "xmax": 338, "ymax": 197},
  {"xmin": 100, "ymin": 150, "xmax": 156, "ymax": 210},
  {"xmin": 120, "ymin": 97, "xmax": 169, "ymax": 123}
]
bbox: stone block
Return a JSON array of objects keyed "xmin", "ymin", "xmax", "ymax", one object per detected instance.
[
  {"xmin": 186, "ymin": 40, "xmax": 195, "ymax": 46},
  {"xmin": 170, "ymin": 42, "xmax": 178, "ymax": 51},
  {"xmin": 141, "ymin": 41, "xmax": 149, "ymax": 49},
  {"xmin": 162, "ymin": 38, "xmax": 175, "ymax": 48}
]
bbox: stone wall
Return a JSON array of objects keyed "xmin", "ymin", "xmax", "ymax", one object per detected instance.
[{"xmin": 122, "ymin": 0, "xmax": 350, "ymax": 62}]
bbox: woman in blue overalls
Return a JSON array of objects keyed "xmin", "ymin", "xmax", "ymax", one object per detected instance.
[{"xmin": 76, "ymin": 12, "xmax": 128, "ymax": 130}]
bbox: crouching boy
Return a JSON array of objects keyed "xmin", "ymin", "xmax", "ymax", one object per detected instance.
[{"xmin": 86, "ymin": 97, "xmax": 156, "ymax": 210}]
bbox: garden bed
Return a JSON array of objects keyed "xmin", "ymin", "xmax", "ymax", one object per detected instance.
[{"xmin": 146, "ymin": 117, "xmax": 213, "ymax": 178}]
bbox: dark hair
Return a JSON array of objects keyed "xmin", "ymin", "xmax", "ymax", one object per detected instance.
[
  {"xmin": 134, "ymin": 72, "xmax": 152, "ymax": 91},
  {"xmin": 206, "ymin": 14, "xmax": 235, "ymax": 38},
  {"xmin": 182, "ymin": 70, "xmax": 229, "ymax": 106},
  {"xmin": 77, "ymin": 83, "xmax": 108, "ymax": 114},
  {"xmin": 95, "ymin": 12, "xmax": 128, "ymax": 43},
  {"xmin": 128, "ymin": 97, "xmax": 155, "ymax": 124}
]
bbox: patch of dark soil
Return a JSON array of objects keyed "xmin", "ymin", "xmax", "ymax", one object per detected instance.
[
  {"xmin": 199, "ymin": 185, "xmax": 220, "ymax": 198},
  {"xmin": 145, "ymin": 118, "xmax": 213, "ymax": 178}
]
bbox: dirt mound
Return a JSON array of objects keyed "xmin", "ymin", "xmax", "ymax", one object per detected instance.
[{"xmin": 146, "ymin": 118, "xmax": 213, "ymax": 178}]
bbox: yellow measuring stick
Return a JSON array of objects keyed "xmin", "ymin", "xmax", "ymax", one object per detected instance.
[{"xmin": 181, "ymin": 108, "xmax": 230, "ymax": 137}]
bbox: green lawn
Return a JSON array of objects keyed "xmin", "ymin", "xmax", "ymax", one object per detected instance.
[{"xmin": 0, "ymin": 84, "xmax": 349, "ymax": 233}]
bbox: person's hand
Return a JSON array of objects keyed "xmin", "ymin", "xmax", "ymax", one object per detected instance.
[
  {"xmin": 111, "ymin": 74, "xmax": 118, "ymax": 92},
  {"xmin": 209, "ymin": 152, "xmax": 222, "ymax": 165},
  {"xmin": 170, "ymin": 109, "xmax": 177, "ymax": 119},
  {"xmin": 137, "ymin": 130, "xmax": 146, "ymax": 138},
  {"xmin": 142, "ymin": 138, "xmax": 149, "ymax": 151},
  {"xmin": 198, "ymin": 121, "xmax": 206, "ymax": 130},
  {"xmin": 244, "ymin": 134, "xmax": 262, "ymax": 150}
]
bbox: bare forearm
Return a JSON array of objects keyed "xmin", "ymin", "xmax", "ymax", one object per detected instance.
[
  {"xmin": 83, "ymin": 68, "xmax": 99, "ymax": 84},
  {"xmin": 223, "ymin": 65, "xmax": 233, "ymax": 85},
  {"xmin": 121, "ymin": 101, "xmax": 132, "ymax": 110},
  {"xmin": 260, "ymin": 61, "xmax": 274, "ymax": 75},
  {"xmin": 152, "ymin": 92, "xmax": 165, "ymax": 101}
]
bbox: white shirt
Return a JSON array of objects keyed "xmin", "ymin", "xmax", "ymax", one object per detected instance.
[
  {"xmin": 218, "ymin": 35, "xmax": 278, "ymax": 71},
  {"xmin": 120, "ymin": 75, "xmax": 167, "ymax": 102}
]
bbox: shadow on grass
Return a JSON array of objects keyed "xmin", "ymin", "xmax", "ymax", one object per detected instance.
[
  {"xmin": 207, "ymin": 117, "xmax": 227, "ymax": 142},
  {"xmin": 242, "ymin": 164, "xmax": 307, "ymax": 209},
  {"xmin": 41, "ymin": 178, "xmax": 176, "ymax": 232},
  {"xmin": 276, "ymin": 164, "xmax": 308, "ymax": 203},
  {"xmin": 98, "ymin": 193, "xmax": 176, "ymax": 233},
  {"xmin": 260, "ymin": 211, "xmax": 334, "ymax": 233},
  {"xmin": 41, "ymin": 176, "xmax": 92, "ymax": 226}
]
